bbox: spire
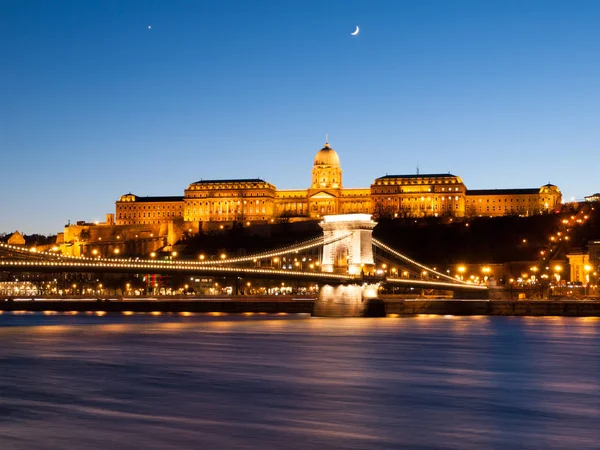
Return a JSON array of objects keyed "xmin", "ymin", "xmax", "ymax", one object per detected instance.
[{"xmin": 325, "ymin": 133, "xmax": 329, "ymax": 148}]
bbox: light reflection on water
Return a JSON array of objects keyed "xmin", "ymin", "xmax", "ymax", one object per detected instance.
[{"xmin": 1, "ymin": 314, "xmax": 600, "ymax": 449}]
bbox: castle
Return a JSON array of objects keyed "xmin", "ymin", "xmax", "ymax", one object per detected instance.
[
  {"xmin": 60, "ymin": 142, "xmax": 561, "ymax": 257},
  {"xmin": 115, "ymin": 141, "xmax": 561, "ymax": 226}
]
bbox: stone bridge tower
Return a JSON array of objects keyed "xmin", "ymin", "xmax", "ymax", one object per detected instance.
[{"xmin": 319, "ymin": 214, "xmax": 376, "ymax": 275}]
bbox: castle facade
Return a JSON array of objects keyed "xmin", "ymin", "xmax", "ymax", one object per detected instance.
[{"xmin": 115, "ymin": 142, "xmax": 562, "ymax": 229}]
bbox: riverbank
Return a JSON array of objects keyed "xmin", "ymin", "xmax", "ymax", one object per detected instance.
[
  {"xmin": 0, "ymin": 296, "xmax": 313, "ymax": 314},
  {"xmin": 3, "ymin": 296, "xmax": 600, "ymax": 317},
  {"xmin": 386, "ymin": 299, "xmax": 600, "ymax": 316}
]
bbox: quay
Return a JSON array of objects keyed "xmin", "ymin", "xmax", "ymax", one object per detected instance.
[
  {"xmin": 385, "ymin": 299, "xmax": 600, "ymax": 317},
  {"xmin": 2, "ymin": 296, "xmax": 600, "ymax": 317},
  {"xmin": 0, "ymin": 296, "xmax": 314, "ymax": 315}
]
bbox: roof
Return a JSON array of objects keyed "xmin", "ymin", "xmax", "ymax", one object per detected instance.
[
  {"xmin": 191, "ymin": 178, "xmax": 267, "ymax": 184},
  {"xmin": 376, "ymin": 173, "xmax": 458, "ymax": 180},
  {"xmin": 120, "ymin": 196, "xmax": 184, "ymax": 203},
  {"xmin": 314, "ymin": 144, "xmax": 340, "ymax": 166},
  {"xmin": 467, "ymin": 188, "xmax": 539, "ymax": 196}
]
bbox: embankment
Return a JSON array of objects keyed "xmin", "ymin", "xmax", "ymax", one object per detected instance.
[
  {"xmin": 385, "ymin": 299, "xmax": 600, "ymax": 316},
  {"xmin": 3, "ymin": 297, "xmax": 600, "ymax": 317}
]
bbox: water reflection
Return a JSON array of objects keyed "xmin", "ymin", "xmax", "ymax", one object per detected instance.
[{"xmin": 0, "ymin": 314, "xmax": 599, "ymax": 449}]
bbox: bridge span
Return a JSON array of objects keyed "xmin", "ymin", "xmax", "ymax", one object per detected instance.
[{"xmin": 0, "ymin": 214, "xmax": 488, "ymax": 316}]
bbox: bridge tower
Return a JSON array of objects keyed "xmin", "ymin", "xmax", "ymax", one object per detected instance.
[
  {"xmin": 319, "ymin": 214, "xmax": 376, "ymax": 275},
  {"xmin": 314, "ymin": 214, "xmax": 383, "ymax": 317}
]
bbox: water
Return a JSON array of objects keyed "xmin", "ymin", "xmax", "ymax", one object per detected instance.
[{"xmin": 1, "ymin": 313, "xmax": 600, "ymax": 449}]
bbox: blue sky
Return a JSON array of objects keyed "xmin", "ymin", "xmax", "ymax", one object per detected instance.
[{"xmin": 2, "ymin": 0, "xmax": 599, "ymax": 234}]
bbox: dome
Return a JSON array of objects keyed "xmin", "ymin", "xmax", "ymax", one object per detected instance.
[{"xmin": 314, "ymin": 143, "xmax": 340, "ymax": 167}]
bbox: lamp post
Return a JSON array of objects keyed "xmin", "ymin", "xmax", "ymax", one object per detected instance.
[
  {"xmin": 553, "ymin": 265, "xmax": 563, "ymax": 296},
  {"xmin": 481, "ymin": 266, "xmax": 491, "ymax": 285},
  {"xmin": 553, "ymin": 265, "xmax": 562, "ymax": 282},
  {"xmin": 584, "ymin": 265, "xmax": 592, "ymax": 296}
]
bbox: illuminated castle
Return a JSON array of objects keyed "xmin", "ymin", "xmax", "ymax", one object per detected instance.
[{"xmin": 115, "ymin": 141, "xmax": 562, "ymax": 228}]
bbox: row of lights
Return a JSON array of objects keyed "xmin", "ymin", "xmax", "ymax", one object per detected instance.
[
  {"xmin": 0, "ymin": 310, "xmax": 275, "ymax": 317},
  {"xmin": 387, "ymin": 277, "xmax": 487, "ymax": 290},
  {"xmin": 0, "ymin": 259, "xmax": 352, "ymax": 280},
  {"xmin": 2, "ymin": 234, "xmax": 347, "ymax": 275},
  {"xmin": 194, "ymin": 232, "xmax": 351, "ymax": 266}
]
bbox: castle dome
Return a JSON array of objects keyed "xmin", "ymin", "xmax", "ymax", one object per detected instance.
[{"xmin": 314, "ymin": 142, "xmax": 340, "ymax": 167}]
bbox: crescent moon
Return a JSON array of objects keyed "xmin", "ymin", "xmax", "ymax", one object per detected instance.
[{"xmin": 351, "ymin": 25, "xmax": 359, "ymax": 36}]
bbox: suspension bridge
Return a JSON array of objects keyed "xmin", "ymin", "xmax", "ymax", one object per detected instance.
[{"xmin": 0, "ymin": 214, "xmax": 487, "ymax": 316}]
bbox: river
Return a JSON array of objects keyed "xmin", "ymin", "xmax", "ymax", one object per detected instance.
[{"xmin": 1, "ymin": 312, "xmax": 599, "ymax": 449}]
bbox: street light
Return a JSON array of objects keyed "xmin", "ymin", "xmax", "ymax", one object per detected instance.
[
  {"xmin": 584, "ymin": 265, "xmax": 592, "ymax": 295},
  {"xmin": 553, "ymin": 265, "xmax": 563, "ymax": 285}
]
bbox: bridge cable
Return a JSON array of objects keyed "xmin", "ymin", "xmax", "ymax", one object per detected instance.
[{"xmin": 372, "ymin": 238, "xmax": 472, "ymax": 286}]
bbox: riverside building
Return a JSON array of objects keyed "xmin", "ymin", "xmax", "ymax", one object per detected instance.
[{"xmin": 115, "ymin": 141, "xmax": 562, "ymax": 227}]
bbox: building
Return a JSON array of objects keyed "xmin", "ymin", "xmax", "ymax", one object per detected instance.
[
  {"xmin": 7, "ymin": 231, "xmax": 26, "ymax": 246},
  {"xmin": 466, "ymin": 185, "xmax": 562, "ymax": 217},
  {"xmin": 567, "ymin": 240, "xmax": 600, "ymax": 285},
  {"xmin": 371, "ymin": 173, "xmax": 466, "ymax": 218},
  {"xmin": 115, "ymin": 142, "xmax": 373, "ymax": 229},
  {"xmin": 117, "ymin": 195, "xmax": 184, "ymax": 226},
  {"xmin": 114, "ymin": 141, "xmax": 561, "ymax": 229},
  {"xmin": 585, "ymin": 193, "xmax": 600, "ymax": 202}
]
